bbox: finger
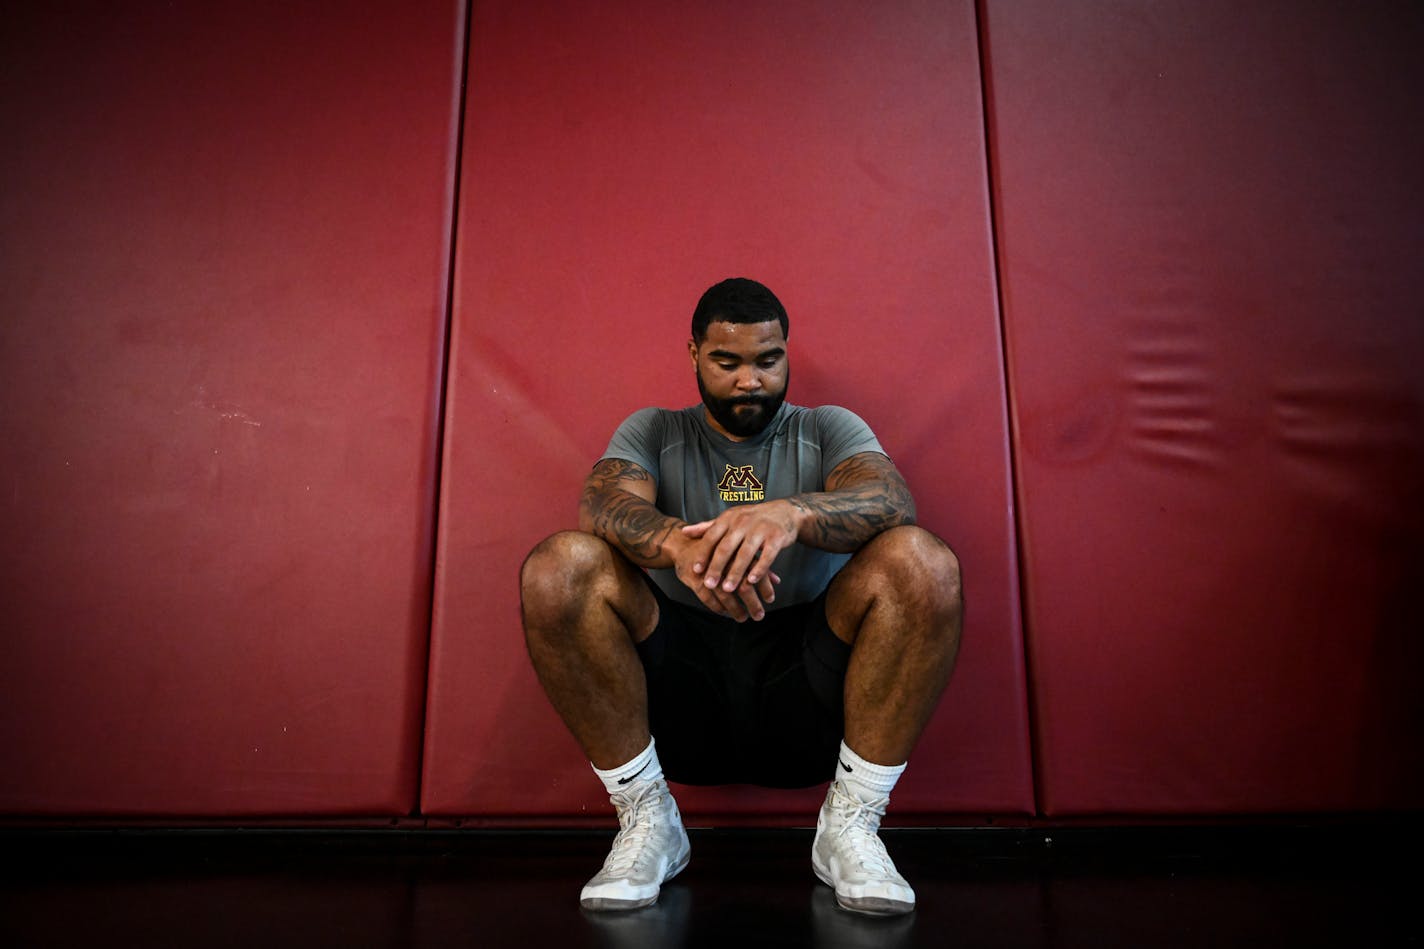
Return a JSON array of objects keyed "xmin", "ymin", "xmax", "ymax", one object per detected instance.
[
  {"xmin": 677, "ymin": 564, "xmax": 723, "ymax": 613},
  {"xmin": 700, "ymin": 591, "xmax": 731, "ymax": 618},
  {"xmin": 683, "ymin": 557, "xmax": 742, "ymax": 619},
  {"xmin": 702, "ymin": 529, "xmax": 745, "ymax": 589},
  {"xmin": 681, "ymin": 521, "xmax": 712, "ymax": 574},
  {"xmin": 715, "ymin": 586, "xmax": 750, "ymax": 623},
  {"xmin": 682, "ymin": 528, "xmax": 717, "ymax": 576},
  {"xmin": 742, "ymin": 540, "xmax": 785, "ymax": 588},
  {"xmin": 754, "ymin": 573, "xmax": 776, "ymax": 606},
  {"xmin": 721, "ymin": 536, "xmax": 765, "ymax": 593},
  {"xmin": 697, "ymin": 517, "xmax": 729, "ymax": 545},
  {"xmin": 733, "ymin": 583, "xmax": 766, "ymax": 622},
  {"xmin": 686, "ymin": 579, "xmax": 729, "ymax": 617}
]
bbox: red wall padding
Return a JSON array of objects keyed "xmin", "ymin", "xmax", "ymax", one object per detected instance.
[
  {"xmin": 985, "ymin": 0, "xmax": 1424, "ymax": 814},
  {"xmin": 5, "ymin": 1, "xmax": 1417, "ymax": 823},
  {"xmin": 0, "ymin": 2, "xmax": 464, "ymax": 815},
  {"xmin": 420, "ymin": 0, "xmax": 1034, "ymax": 818}
]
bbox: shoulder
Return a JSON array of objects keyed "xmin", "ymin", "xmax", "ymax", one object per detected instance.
[
  {"xmin": 610, "ymin": 407, "xmax": 677, "ymax": 439},
  {"xmin": 615, "ymin": 406, "xmax": 669, "ymax": 427},
  {"xmin": 808, "ymin": 404, "xmax": 869, "ymax": 424},
  {"xmin": 606, "ymin": 407, "xmax": 702, "ymax": 461},
  {"xmin": 806, "ymin": 404, "xmax": 876, "ymax": 436},
  {"xmin": 797, "ymin": 405, "xmax": 886, "ymax": 470}
]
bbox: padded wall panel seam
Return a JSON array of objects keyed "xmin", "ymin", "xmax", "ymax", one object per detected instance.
[
  {"xmin": 411, "ymin": 0, "xmax": 476, "ymax": 820},
  {"xmin": 973, "ymin": 0, "xmax": 1042, "ymax": 819}
]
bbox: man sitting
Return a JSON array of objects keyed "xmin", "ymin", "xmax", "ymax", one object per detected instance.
[{"xmin": 520, "ymin": 277, "xmax": 962, "ymax": 916}]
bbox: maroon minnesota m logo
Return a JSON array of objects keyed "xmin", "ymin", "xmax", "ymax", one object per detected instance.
[
  {"xmin": 717, "ymin": 464, "xmax": 763, "ymax": 491},
  {"xmin": 717, "ymin": 464, "xmax": 765, "ymax": 501}
]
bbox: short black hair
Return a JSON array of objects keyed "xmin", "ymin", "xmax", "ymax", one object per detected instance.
[{"xmin": 691, "ymin": 277, "xmax": 789, "ymax": 343}]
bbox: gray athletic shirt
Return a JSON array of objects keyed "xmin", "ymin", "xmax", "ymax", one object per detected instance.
[{"xmin": 601, "ymin": 402, "xmax": 885, "ymax": 612}]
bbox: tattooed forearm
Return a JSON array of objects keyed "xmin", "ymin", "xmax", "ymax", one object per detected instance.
[
  {"xmin": 590, "ymin": 492, "xmax": 679, "ymax": 564},
  {"xmin": 579, "ymin": 458, "xmax": 681, "ymax": 566},
  {"xmin": 788, "ymin": 453, "xmax": 916, "ymax": 552}
]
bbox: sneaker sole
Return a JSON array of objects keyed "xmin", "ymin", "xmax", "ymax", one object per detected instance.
[
  {"xmin": 812, "ymin": 863, "xmax": 915, "ymax": 917},
  {"xmin": 579, "ymin": 850, "xmax": 691, "ymax": 912},
  {"xmin": 579, "ymin": 894, "xmax": 659, "ymax": 912}
]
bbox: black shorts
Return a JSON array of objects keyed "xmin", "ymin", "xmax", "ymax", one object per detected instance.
[{"xmin": 635, "ymin": 573, "xmax": 850, "ymax": 788}]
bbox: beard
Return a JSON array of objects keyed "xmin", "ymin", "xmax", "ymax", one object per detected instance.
[{"xmin": 696, "ymin": 368, "xmax": 788, "ymax": 438}]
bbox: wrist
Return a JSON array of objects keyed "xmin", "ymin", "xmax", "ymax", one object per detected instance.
[
  {"xmin": 783, "ymin": 497, "xmax": 812, "ymax": 541},
  {"xmin": 659, "ymin": 521, "xmax": 692, "ymax": 564}
]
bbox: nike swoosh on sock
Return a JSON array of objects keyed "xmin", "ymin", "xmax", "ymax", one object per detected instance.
[
  {"xmin": 617, "ymin": 762, "xmax": 651, "ymax": 785},
  {"xmin": 839, "ymin": 759, "xmax": 853, "ymax": 773}
]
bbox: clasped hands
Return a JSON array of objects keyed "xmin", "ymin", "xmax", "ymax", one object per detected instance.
[{"xmin": 669, "ymin": 499, "xmax": 802, "ymax": 622}]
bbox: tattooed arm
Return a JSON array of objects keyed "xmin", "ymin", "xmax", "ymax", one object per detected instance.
[
  {"xmin": 577, "ymin": 458, "xmax": 680, "ymax": 567},
  {"xmin": 682, "ymin": 451, "xmax": 915, "ymax": 595},
  {"xmin": 788, "ymin": 451, "xmax": 916, "ymax": 552},
  {"xmin": 579, "ymin": 457, "xmax": 779, "ymax": 620}
]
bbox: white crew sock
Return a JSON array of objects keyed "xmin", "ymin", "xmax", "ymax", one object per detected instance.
[
  {"xmin": 835, "ymin": 740, "xmax": 906, "ymax": 803},
  {"xmin": 592, "ymin": 738, "xmax": 663, "ymax": 795}
]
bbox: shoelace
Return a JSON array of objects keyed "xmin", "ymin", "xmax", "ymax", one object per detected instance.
[
  {"xmin": 601, "ymin": 781, "xmax": 663, "ymax": 876},
  {"xmin": 829, "ymin": 785, "xmax": 897, "ymax": 877}
]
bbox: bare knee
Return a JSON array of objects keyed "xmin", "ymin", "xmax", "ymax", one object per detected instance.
[
  {"xmin": 868, "ymin": 521, "xmax": 957, "ymax": 574},
  {"xmin": 520, "ymin": 531, "xmax": 655, "ymax": 644},
  {"xmin": 848, "ymin": 525, "xmax": 963, "ymax": 623},
  {"xmin": 520, "ymin": 530, "xmax": 619, "ymax": 624}
]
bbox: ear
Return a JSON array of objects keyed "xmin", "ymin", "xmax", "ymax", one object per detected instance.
[{"xmin": 687, "ymin": 337, "xmax": 698, "ymax": 369}]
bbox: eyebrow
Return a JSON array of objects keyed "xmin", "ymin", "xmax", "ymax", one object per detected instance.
[{"xmin": 708, "ymin": 347, "xmax": 785, "ymax": 361}]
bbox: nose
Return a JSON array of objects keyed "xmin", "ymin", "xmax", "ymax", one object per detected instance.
[{"xmin": 736, "ymin": 366, "xmax": 762, "ymax": 391}]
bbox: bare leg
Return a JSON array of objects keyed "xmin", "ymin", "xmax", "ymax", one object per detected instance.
[
  {"xmin": 825, "ymin": 525, "xmax": 963, "ymax": 765},
  {"xmin": 520, "ymin": 530, "xmax": 659, "ymax": 769}
]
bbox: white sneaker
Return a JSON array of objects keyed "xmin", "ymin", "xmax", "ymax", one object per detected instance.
[
  {"xmin": 812, "ymin": 781, "xmax": 916, "ymax": 916},
  {"xmin": 580, "ymin": 778, "xmax": 691, "ymax": 911}
]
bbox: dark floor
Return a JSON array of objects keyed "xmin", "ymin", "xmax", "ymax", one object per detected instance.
[{"xmin": 1, "ymin": 824, "xmax": 1418, "ymax": 948}]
